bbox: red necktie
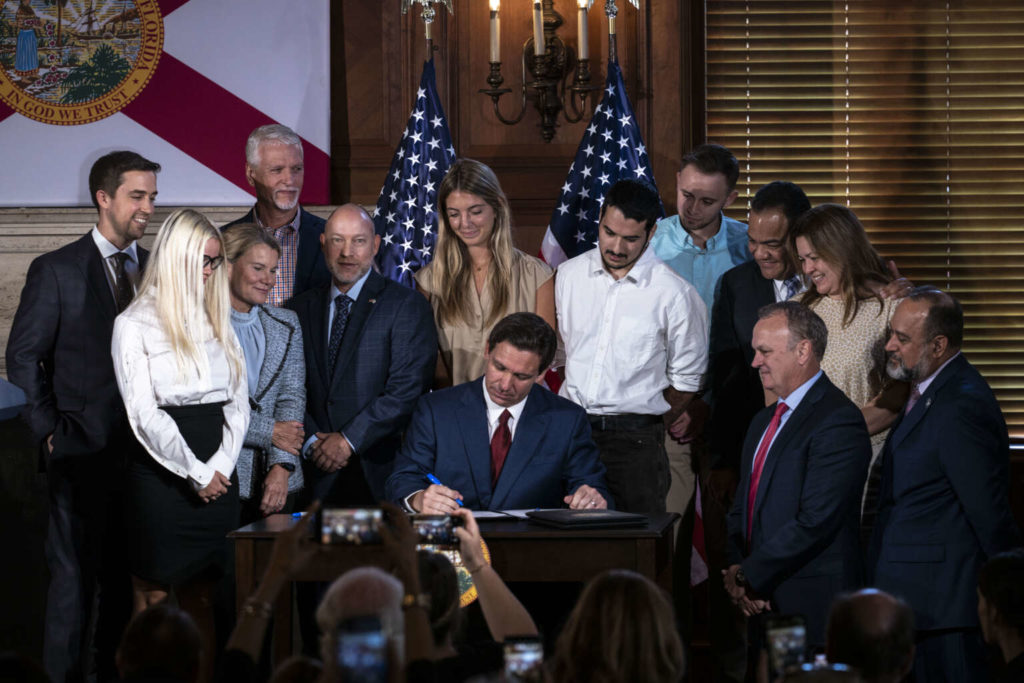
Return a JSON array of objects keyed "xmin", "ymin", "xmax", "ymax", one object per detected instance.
[
  {"xmin": 747, "ymin": 401, "xmax": 789, "ymax": 540},
  {"xmin": 490, "ymin": 409, "xmax": 512, "ymax": 488}
]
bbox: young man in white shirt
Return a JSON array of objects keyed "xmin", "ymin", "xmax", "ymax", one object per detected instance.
[{"xmin": 555, "ymin": 179, "xmax": 708, "ymax": 513}]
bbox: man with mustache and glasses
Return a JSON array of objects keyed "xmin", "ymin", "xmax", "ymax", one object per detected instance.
[
  {"xmin": 6, "ymin": 151, "xmax": 160, "ymax": 683},
  {"xmin": 868, "ymin": 287, "xmax": 1019, "ymax": 683},
  {"xmin": 555, "ymin": 179, "xmax": 708, "ymax": 514},
  {"xmin": 224, "ymin": 124, "xmax": 330, "ymax": 306}
]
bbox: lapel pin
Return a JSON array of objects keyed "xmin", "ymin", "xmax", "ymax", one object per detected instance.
[
  {"xmin": 369, "ymin": 299, "xmax": 376, "ymax": 304},
  {"xmin": 925, "ymin": 397, "xmax": 932, "ymax": 409}
]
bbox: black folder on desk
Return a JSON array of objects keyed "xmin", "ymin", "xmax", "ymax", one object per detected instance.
[{"xmin": 525, "ymin": 509, "xmax": 647, "ymax": 529}]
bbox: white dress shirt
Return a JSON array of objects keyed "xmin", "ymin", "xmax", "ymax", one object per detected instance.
[
  {"xmin": 481, "ymin": 377, "xmax": 528, "ymax": 440},
  {"xmin": 112, "ymin": 293, "xmax": 250, "ymax": 490},
  {"xmin": 555, "ymin": 246, "xmax": 708, "ymax": 416}
]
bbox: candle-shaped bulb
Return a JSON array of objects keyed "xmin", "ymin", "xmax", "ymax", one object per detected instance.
[
  {"xmin": 533, "ymin": 1, "xmax": 545, "ymax": 56},
  {"xmin": 489, "ymin": 2, "xmax": 500, "ymax": 62},
  {"xmin": 578, "ymin": 2, "xmax": 588, "ymax": 60}
]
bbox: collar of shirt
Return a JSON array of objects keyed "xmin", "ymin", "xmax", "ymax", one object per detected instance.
[
  {"xmin": 330, "ymin": 268, "xmax": 372, "ymax": 305},
  {"xmin": 480, "ymin": 376, "xmax": 529, "ymax": 440},
  {"xmin": 586, "ymin": 242, "xmax": 658, "ymax": 287},
  {"xmin": 253, "ymin": 204, "xmax": 301, "ymax": 233},
  {"xmin": 91, "ymin": 225, "xmax": 139, "ymax": 262},
  {"xmin": 913, "ymin": 351, "xmax": 961, "ymax": 397},
  {"xmin": 752, "ymin": 369, "xmax": 824, "ymax": 471},
  {"xmin": 777, "ymin": 369, "xmax": 824, "ymax": 417}
]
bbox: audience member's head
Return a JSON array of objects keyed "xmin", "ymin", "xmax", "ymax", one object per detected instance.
[
  {"xmin": 316, "ymin": 566, "xmax": 404, "ymax": 664},
  {"xmin": 549, "ymin": 569, "xmax": 684, "ymax": 683},
  {"xmin": 782, "ymin": 666, "xmax": 863, "ymax": 683},
  {"xmin": 790, "ymin": 203, "xmax": 889, "ymax": 321},
  {"xmin": 748, "ymin": 180, "xmax": 811, "ymax": 281},
  {"xmin": 115, "ymin": 604, "xmax": 201, "ymax": 683},
  {"xmin": 825, "ymin": 589, "xmax": 915, "ymax": 683},
  {"xmin": 417, "ymin": 550, "xmax": 463, "ymax": 652},
  {"xmin": 977, "ymin": 548, "xmax": 1024, "ymax": 660},
  {"xmin": 268, "ymin": 655, "xmax": 323, "ymax": 683},
  {"xmin": 885, "ymin": 287, "xmax": 963, "ymax": 384}
]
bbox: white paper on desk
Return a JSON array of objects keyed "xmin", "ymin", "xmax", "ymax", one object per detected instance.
[
  {"xmin": 471, "ymin": 510, "xmax": 513, "ymax": 519},
  {"xmin": 500, "ymin": 508, "xmax": 561, "ymax": 519}
]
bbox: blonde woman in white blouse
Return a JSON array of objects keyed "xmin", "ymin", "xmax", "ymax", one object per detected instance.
[{"xmin": 112, "ymin": 208, "xmax": 248, "ymax": 675}]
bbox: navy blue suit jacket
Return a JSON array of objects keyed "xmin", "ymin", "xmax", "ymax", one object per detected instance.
[
  {"xmin": 287, "ymin": 271, "xmax": 436, "ymax": 503},
  {"xmin": 223, "ymin": 207, "xmax": 330, "ymax": 303},
  {"xmin": 6, "ymin": 232, "xmax": 147, "ymax": 458},
  {"xmin": 386, "ymin": 380, "xmax": 610, "ymax": 510},
  {"xmin": 708, "ymin": 260, "xmax": 777, "ymax": 470},
  {"xmin": 727, "ymin": 372, "xmax": 870, "ymax": 646},
  {"xmin": 868, "ymin": 353, "xmax": 1019, "ymax": 631}
]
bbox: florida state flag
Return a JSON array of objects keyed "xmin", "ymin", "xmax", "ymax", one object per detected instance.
[{"xmin": 0, "ymin": 0, "xmax": 329, "ymax": 206}]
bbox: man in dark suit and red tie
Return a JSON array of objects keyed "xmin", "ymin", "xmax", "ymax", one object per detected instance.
[
  {"xmin": 869, "ymin": 288, "xmax": 1019, "ymax": 682},
  {"xmin": 6, "ymin": 151, "xmax": 159, "ymax": 683},
  {"xmin": 386, "ymin": 312, "xmax": 610, "ymax": 513},
  {"xmin": 287, "ymin": 203, "xmax": 436, "ymax": 505},
  {"xmin": 724, "ymin": 301, "xmax": 871, "ymax": 648}
]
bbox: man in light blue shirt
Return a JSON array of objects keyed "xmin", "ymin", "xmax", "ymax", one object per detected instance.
[{"xmin": 652, "ymin": 143, "xmax": 750, "ymax": 315}]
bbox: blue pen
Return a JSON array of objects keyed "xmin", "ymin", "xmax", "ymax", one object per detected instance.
[{"xmin": 426, "ymin": 473, "xmax": 464, "ymax": 507}]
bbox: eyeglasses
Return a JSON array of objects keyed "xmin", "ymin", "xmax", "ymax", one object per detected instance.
[{"xmin": 203, "ymin": 255, "xmax": 224, "ymax": 270}]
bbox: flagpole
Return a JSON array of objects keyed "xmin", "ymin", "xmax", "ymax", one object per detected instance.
[{"xmin": 606, "ymin": 0, "xmax": 619, "ymax": 65}]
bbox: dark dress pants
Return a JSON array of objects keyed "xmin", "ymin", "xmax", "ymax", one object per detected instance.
[{"xmin": 43, "ymin": 442, "xmax": 131, "ymax": 683}]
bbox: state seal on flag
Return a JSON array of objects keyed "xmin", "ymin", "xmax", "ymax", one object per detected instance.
[{"xmin": 0, "ymin": 0, "xmax": 162, "ymax": 126}]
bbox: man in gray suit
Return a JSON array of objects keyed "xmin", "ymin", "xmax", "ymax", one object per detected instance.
[{"xmin": 287, "ymin": 204, "xmax": 436, "ymax": 504}]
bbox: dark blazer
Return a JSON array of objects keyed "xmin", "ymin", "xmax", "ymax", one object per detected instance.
[
  {"xmin": 223, "ymin": 207, "xmax": 330, "ymax": 302},
  {"xmin": 236, "ymin": 306, "xmax": 306, "ymax": 500},
  {"xmin": 6, "ymin": 232, "xmax": 147, "ymax": 457},
  {"xmin": 727, "ymin": 372, "xmax": 871, "ymax": 646},
  {"xmin": 287, "ymin": 270, "xmax": 436, "ymax": 503},
  {"xmin": 386, "ymin": 381, "xmax": 611, "ymax": 510},
  {"xmin": 707, "ymin": 260, "xmax": 776, "ymax": 470},
  {"xmin": 868, "ymin": 353, "xmax": 1019, "ymax": 631}
]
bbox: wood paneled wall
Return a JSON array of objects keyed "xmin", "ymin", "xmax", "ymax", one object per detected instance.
[{"xmin": 331, "ymin": 0, "xmax": 700, "ymax": 254}]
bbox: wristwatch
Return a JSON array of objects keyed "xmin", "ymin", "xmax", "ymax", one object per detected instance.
[{"xmin": 735, "ymin": 567, "xmax": 748, "ymax": 588}]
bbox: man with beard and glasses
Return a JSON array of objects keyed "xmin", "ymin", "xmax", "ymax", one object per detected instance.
[
  {"xmin": 868, "ymin": 287, "xmax": 1019, "ymax": 683},
  {"xmin": 555, "ymin": 179, "xmax": 708, "ymax": 514},
  {"xmin": 6, "ymin": 150, "xmax": 159, "ymax": 682},
  {"xmin": 223, "ymin": 124, "xmax": 330, "ymax": 306}
]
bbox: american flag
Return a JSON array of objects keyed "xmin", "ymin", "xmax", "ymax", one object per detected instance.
[
  {"xmin": 373, "ymin": 58, "xmax": 456, "ymax": 287},
  {"xmin": 540, "ymin": 60, "xmax": 662, "ymax": 266}
]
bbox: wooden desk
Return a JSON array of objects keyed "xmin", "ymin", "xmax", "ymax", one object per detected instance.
[{"xmin": 229, "ymin": 512, "xmax": 677, "ymax": 663}]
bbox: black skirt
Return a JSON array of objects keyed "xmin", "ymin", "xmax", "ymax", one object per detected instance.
[{"xmin": 126, "ymin": 402, "xmax": 240, "ymax": 585}]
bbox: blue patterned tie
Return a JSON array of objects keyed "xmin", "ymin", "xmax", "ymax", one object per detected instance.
[
  {"xmin": 783, "ymin": 274, "xmax": 801, "ymax": 300},
  {"xmin": 327, "ymin": 294, "xmax": 352, "ymax": 372}
]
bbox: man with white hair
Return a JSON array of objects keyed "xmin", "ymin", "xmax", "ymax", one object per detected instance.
[
  {"xmin": 316, "ymin": 566, "xmax": 404, "ymax": 660},
  {"xmin": 224, "ymin": 123, "xmax": 330, "ymax": 306}
]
